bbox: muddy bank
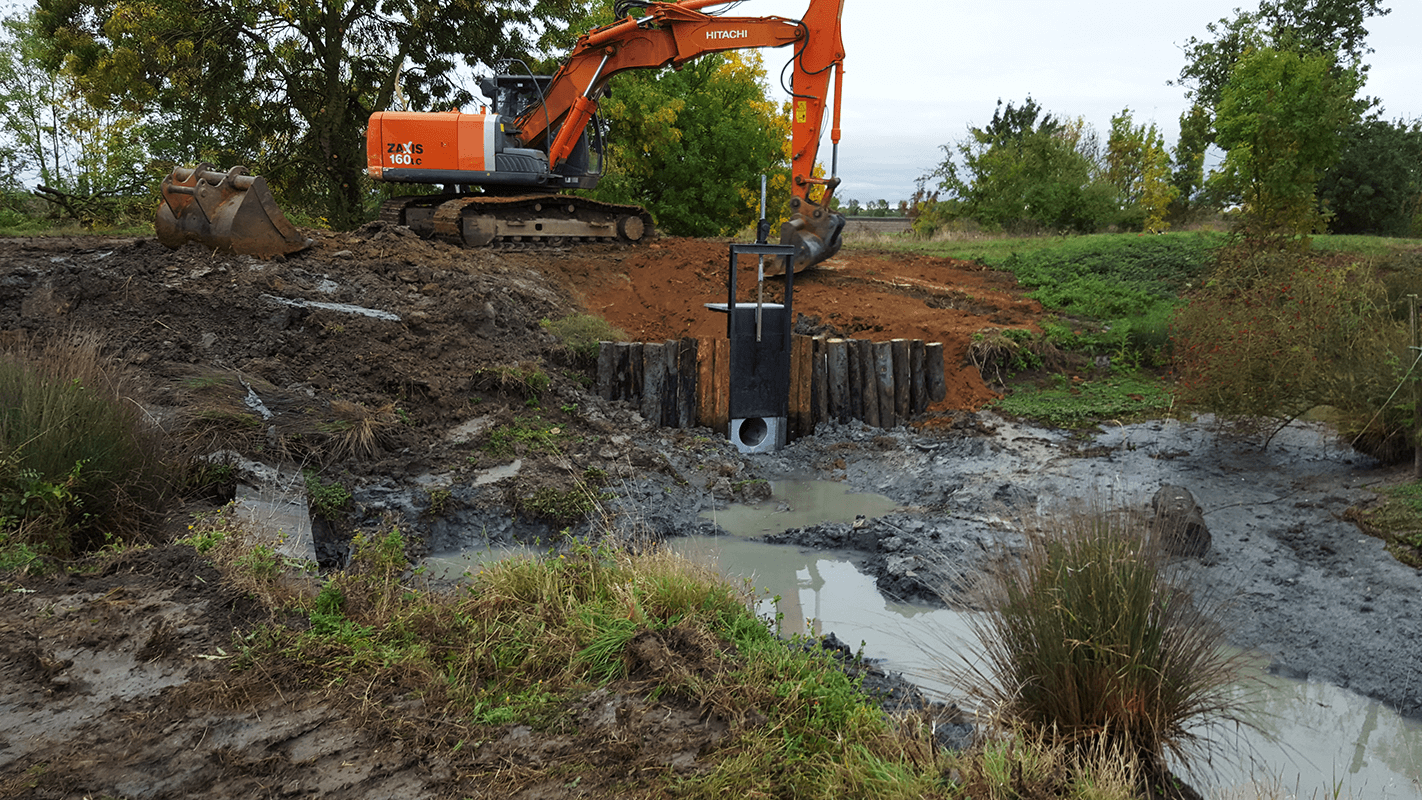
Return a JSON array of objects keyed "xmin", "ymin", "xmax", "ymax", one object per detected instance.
[{"xmin": 738, "ymin": 414, "xmax": 1422, "ymax": 719}]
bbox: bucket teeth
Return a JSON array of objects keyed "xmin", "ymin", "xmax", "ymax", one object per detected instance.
[{"xmin": 156, "ymin": 163, "xmax": 312, "ymax": 258}]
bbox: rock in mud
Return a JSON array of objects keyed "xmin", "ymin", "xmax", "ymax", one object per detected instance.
[{"xmin": 1151, "ymin": 484, "xmax": 1210, "ymax": 558}]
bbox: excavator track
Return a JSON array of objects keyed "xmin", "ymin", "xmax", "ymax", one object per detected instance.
[{"xmin": 381, "ymin": 194, "xmax": 654, "ymax": 248}]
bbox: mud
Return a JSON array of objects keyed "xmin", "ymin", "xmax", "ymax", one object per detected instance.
[{"xmin": 0, "ymin": 229, "xmax": 1417, "ymax": 799}]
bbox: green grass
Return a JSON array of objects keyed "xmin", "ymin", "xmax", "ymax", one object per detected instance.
[
  {"xmin": 1312, "ymin": 234, "xmax": 1422, "ymax": 257},
  {"xmin": 1344, "ymin": 480, "xmax": 1422, "ymax": 567},
  {"xmin": 993, "ymin": 371, "xmax": 1173, "ymax": 429}
]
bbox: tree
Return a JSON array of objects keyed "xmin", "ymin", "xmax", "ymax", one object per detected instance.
[
  {"xmin": 0, "ymin": 14, "xmax": 152, "ymax": 224},
  {"xmin": 589, "ymin": 51, "xmax": 788, "ymax": 238},
  {"xmin": 1168, "ymin": 104, "xmax": 1213, "ymax": 219},
  {"xmin": 1317, "ymin": 116, "xmax": 1422, "ymax": 236},
  {"xmin": 35, "ymin": 0, "xmax": 579, "ymax": 229},
  {"xmin": 1105, "ymin": 108, "xmax": 1178, "ymax": 233},
  {"xmin": 1212, "ymin": 47, "xmax": 1360, "ymax": 239},
  {"xmin": 929, "ymin": 98, "xmax": 1116, "ymax": 233},
  {"xmin": 1175, "ymin": 0, "xmax": 1388, "ymax": 113}
]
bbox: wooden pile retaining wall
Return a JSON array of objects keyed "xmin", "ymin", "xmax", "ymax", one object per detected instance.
[{"xmin": 596, "ymin": 335, "xmax": 946, "ymax": 439}]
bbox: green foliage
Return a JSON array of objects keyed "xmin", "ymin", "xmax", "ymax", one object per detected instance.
[
  {"xmin": 993, "ymin": 234, "xmax": 1220, "ymax": 362},
  {"xmin": 0, "ymin": 335, "xmax": 169, "ymax": 559},
  {"xmin": 589, "ymin": 51, "xmax": 788, "ymax": 237},
  {"xmin": 1318, "ymin": 116, "xmax": 1422, "ymax": 237},
  {"xmin": 0, "ymin": 15, "xmax": 155, "ymax": 227},
  {"xmin": 958, "ymin": 508, "xmax": 1250, "ymax": 771},
  {"xmin": 993, "ymin": 372, "xmax": 1174, "ymax": 429},
  {"xmin": 540, "ymin": 314, "xmax": 626, "ymax": 365},
  {"xmin": 1212, "ymin": 47, "xmax": 1361, "ymax": 241},
  {"xmin": 928, "ymin": 98, "xmax": 1118, "ymax": 234},
  {"xmin": 1104, "ymin": 108, "xmax": 1178, "ymax": 233},
  {"xmin": 303, "ymin": 470, "xmax": 352, "ymax": 521},
  {"xmin": 483, "ymin": 416, "xmax": 571, "ymax": 458},
  {"xmin": 1174, "ymin": 0, "xmax": 1387, "ymax": 114},
  {"xmin": 1168, "ymin": 104, "xmax": 1214, "ymax": 220},
  {"xmin": 33, "ymin": 0, "xmax": 580, "ymax": 230},
  {"xmin": 1172, "ymin": 247, "xmax": 1406, "ymax": 441}
]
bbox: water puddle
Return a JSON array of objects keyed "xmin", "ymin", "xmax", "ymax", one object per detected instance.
[
  {"xmin": 677, "ymin": 480, "xmax": 1422, "ymax": 800},
  {"xmin": 698, "ymin": 479, "xmax": 900, "ymax": 535}
]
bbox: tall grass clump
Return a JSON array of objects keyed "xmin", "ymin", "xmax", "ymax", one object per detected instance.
[
  {"xmin": 0, "ymin": 333, "xmax": 169, "ymax": 559},
  {"xmin": 954, "ymin": 507, "xmax": 1251, "ymax": 786}
]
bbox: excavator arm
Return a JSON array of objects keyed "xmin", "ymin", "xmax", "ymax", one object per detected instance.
[{"xmin": 518, "ymin": 0, "xmax": 847, "ymax": 269}]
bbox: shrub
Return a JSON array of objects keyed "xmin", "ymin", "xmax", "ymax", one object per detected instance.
[
  {"xmin": 952, "ymin": 506, "xmax": 1250, "ymax": 780},
  {"xmin": 0, "ymin": 333, "xmax": 169, "ymax": 558},
  {"xmin": 1172, "ymin": 245, "xmax": 1407, "ymax": 445}
]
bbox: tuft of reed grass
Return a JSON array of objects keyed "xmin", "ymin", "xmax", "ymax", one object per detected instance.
[
  {"xmin": 0, "ymin": 332, "xmax": 170, "ymax": 558},
  {"xmin": 949, "ymin": 504, "xmax": 1254, "ymax": 783}
]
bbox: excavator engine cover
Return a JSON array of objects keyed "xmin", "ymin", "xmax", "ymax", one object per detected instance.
[{"xmin": 156, "ymin": 164, "xmax": 312, "ymax": 258}]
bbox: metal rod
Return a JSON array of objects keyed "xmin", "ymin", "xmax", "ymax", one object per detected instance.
[{"xmin": 756, "ymin": 174, "xmax": 766, "ymax": 342}]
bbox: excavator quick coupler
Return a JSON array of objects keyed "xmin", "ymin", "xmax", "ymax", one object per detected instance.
[{"xmin": 155, "ymin": 164, "xmax": 312, "ymax": 258}]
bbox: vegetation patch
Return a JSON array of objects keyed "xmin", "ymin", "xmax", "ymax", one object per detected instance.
[
  {"xmin": 474, "ymin": 362, "xmax": 550, "ymax": 402},
  {"xmin": 0, "ymin": 333, "xmax": 169, "ymax": 561},
  {"xmin": 992, "ymin": 371, "xmax": 1173, "ymax": 430},
  {"xmin": 541, "ymin": 314, "xmax": 626, "ymax": 365},
  {"xmin": 1344, "ymin": 481, "xmax": 1422, "ymax": 568},
  {"xmin": 482, "ymin": 416, "xmax": 573, "ymax": 458}
]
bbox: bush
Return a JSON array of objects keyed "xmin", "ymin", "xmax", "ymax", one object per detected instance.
[
  {"xmin": 0, "ymin": 334, "xmax": 170, "ymax": 559},
  {"xmin": 953, "ymin": 507, "xmax": 1250, "ymax": 778},
  {"xmin": 1172, "ymin": 245, "xmax": 1407, "ymax": 445}
]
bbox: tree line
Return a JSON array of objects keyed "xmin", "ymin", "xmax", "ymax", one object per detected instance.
[{"xmin": 916, "ymin": 0, "xmax": 1421, "ymax": 240}]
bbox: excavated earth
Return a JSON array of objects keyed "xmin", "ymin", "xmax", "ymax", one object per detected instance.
[{"xmin": 0, "ymin": 228, "xmax": 1417, "ymax": 799}]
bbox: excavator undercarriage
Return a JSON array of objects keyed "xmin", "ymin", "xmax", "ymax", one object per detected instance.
[{"xmin": 379, "ymin": 193, "xmax": 654, "ymax": 248}]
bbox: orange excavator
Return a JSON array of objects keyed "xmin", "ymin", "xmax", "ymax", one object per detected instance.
[{"xmin": 158, "ymin": 0, "xmax": 846, "ymax": 270}]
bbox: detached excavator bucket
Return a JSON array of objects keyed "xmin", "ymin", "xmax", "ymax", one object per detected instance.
[{"xmin": 155, "ymin": 164, "xmax": 312, "ymax": 258}]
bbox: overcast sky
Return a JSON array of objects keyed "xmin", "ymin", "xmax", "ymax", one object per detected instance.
[{"xmin": 746, "ymin": 0, "xmax": 1422, "ymax": 205}]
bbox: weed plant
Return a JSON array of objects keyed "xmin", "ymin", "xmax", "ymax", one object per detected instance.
[
  {"xmin": 951, "ymin": 506, "xmax": 1252, "ymax": 784},
  {"xmin": 0, "ymin": 333, "xmax": 169, "ymax": 559}
]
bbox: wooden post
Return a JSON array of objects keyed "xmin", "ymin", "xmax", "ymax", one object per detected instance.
[
  {"xmin": 925, "ymin": 342, "xmax": 946, "ymax": 403},
  {"xmin": 612, "ymin": 343, "xmax": 631, "ymax": 402},
  {"xmin": 697, "ymin": 337, "xmax": 715, "ymax": 429},
  {"xmin": 909, "ymin": 339, "xmax": 927, "ymax": 414},
  {"xmin": 677, "ymin": 338, "xmax": 698, "ymax": 428},
  {"xmin": 875, "ymin": 341, "xmax": 896, "ymax": 429},
  {"xmin": 792, "ymin": 335, "xmax": 815, "ymax": 438},
  {"xmin": 812, "ymin": 337, "xmax": 829, "ymax": 432},
  {"xmin": 641, "ymin": 342, "xmax": 665, "ymax": 424},
  {"xmin": 628, "ymin": 342, "xmax": 645, "ymax": 404},
  {"xmin": 1412, "ymin": 296, "xmax": 1420, "ymax": 478},
  {"xmin": 826, "ymin": 339, "xmax": 848, "ymax": 423},
  {"xmin": 597, "ymin": 341, "xmax": 615, "ymax": 400},
  {"xmin": 712, "ymin": 337, "xmax": 730, "ymax": 435},
  {"xmin": 856, "ymin": 339, "xmax": 879, "ymax": 428},
  {"xmin": 846, "ymin": 338, "xmax": 863, "ymax": 423},
  {"xmin": 891, "ymin": 339, "xmax": 910, "ymax": 421}
]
